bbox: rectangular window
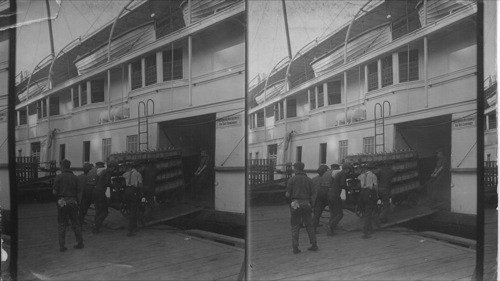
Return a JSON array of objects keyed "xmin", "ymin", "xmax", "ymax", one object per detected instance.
[
  {"xmin": 91, "ymin": 80, "xmax": 105, "ymax": 103},
  {"xmin": 59, "ymin": 144, "xmax": 65, "ymax": 163},
  {"xmin": 37, "ymin": 99, "xmax": 47, "ymax": 119},
  {"xmin": 487, "ymin": 112, "xmax": 497, "ymax": 130},
  {"xmin": 102, "ymin": 138, "xmax": 112, "ymax": 162},
  {"xmin": 72, "ymin": 86, "xmax": 79, "ymax": 108},
  {"xmin": 296, "ymin": 146, "xmax": 302, "ymax": 163},
  {"xmin": 339, "ymin": 140, "xmax": 348, "ymax": 163},
  {"xmin": 131, "ymin": 60, "xmax": 142, "ymax": 90},
  {"xmin": 286, "ymin": 99, "xmax": 297, "ymax": 118},
  {"xmin": 31, "ymin": 141, "xmax": 41, "ymax": 161},
  {"xmin": 163, "ymin": 48, "xmax": 183, "ymax": 81},
  {"xmin": 363, "ymin": 137, "xmax": 375, "ymax": 154},
  {"xmin": 28, "ymin": 103, "xmax": 37, "ymax": 115},
  {"xmin": 268, "ymin": 144, "xmax": 278, "ymax": 164},
  {"xmin": 145, "ymin": 54, "xmax": 157, "ymax": 86},
  {"xmin": 80, "ymin": 83, "xmax": 87, "ymax": 106},
  {"xmin": 83, "ymin": 141, "xmax": 90, "ymax": 163},
  {"xmin": 381, "ymin": 56, "xmax": 393, "ymax": 87},
  {"xmin": 367, "ymin": 61, "xmax": 378, "ymax": 91},
  {"xmin": 274, "ymin": 101, "xmax": 284, "ymax": 121},
  {"xmin": 49, "ymin": 96, "xmax": 59, "ymax": 116},
  {"xmin": 256, "ymin": 110, "xmax": 265, "ymax": 127},
  {"xmin": 309, "ymin": 88, "xmax": 316, "ymax": 110},
  {"xmin": 248, "ymin": 152, "xmax": 252, "ymax": 160},
  {"xmin": 399, "ymin": 49, "xmax": 419, "ymax": 82},
  {"xmin": 317, "ymin": 84, "xmax": 324, "ymax": 108},
  {"xmin": 255, "ymin": 152, "xmax": 259, "ymax": 159},
  {"xmin": 319, "ymin": 143, "xmax": 327, "ymax": 164},
  {"xmin": 265, "ymin": 106, "xmax": 274, "ymax": 118},
  {"xmin": 249, "ymin": 114, "xmax": 254, "ymax": 129},
  {"xmin": 327, "ymin": 81, "xmax": 341, "ymax": 105},
  {"xmin": 126, "ymin": 135, "xmax": 139, "ymax": 152},
  {"xmin": 19, "ymin": 108, "xmax": 27, "ymax": 125}
]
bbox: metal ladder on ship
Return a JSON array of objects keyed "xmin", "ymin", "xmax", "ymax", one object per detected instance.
[
  {"xmin": 138, "ymin": 99, "xmax": 155, "ymax": 151},
  {"xmin": 374, "ymin": 101, "xmax": 391, "ymax": 153}
]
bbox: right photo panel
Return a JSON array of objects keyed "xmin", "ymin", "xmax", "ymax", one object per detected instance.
[{"xmin": 247, "ymin": 0, "xmax": 480, "ymax": 280}]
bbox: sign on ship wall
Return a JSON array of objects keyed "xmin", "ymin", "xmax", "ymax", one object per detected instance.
[
  {"xmin": 452, "ymin": 116, "xmax": 476, "ymax": 130},
  {"xmin": 216, "ymin": 115, "xmax": 241, "ymax": 128}
]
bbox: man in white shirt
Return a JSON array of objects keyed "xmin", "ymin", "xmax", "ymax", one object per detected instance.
[
  {"xmin": 123, "ymin": 162, "xmax": 143, "ymax": 237},
  {"xmin": 357, "ymin": 163, "xmax": 378, "ymax": 239}
]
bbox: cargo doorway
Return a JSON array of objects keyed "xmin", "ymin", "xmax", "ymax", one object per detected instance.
[
  {"xmin": 395, "ymin": 115, "xmax": 452, "ymax": 210},
  {"xmin": 158, "ymin": 113, "xmax": 216, "ymax": 208}
]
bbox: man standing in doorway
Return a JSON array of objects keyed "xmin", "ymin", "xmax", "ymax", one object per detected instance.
[
  {"xmin": 52, "ymin": 159, "xmax": 84, "ymax": 252},
  {"xmin": 192, "ymin": 149, "xmax": 211, "ymax": 205},
  {"xmin": 123, "ymin": 162, "xmax": 144, "ymax": 237},
  {"xmin": 92, "ymin": 161, "xmax": 118, "ymax": 234},
  {"xmin": 428, "ymin": 149, "xmax": 447, "ymax": 202},
  {"xmin": 285, "ymin": 162, "xmax": 318, "ymax": 254}
]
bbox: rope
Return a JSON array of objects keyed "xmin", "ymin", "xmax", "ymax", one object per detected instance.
[{"xmin": 220, "ymin": 135, "xmax": 244, "ymax": 167}]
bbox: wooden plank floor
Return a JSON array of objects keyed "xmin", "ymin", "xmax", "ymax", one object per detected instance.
[
  {"xmin": 483, "ymin": 207, "xmax": 497, "ymax": 281},
  {"xmin": 18, "ymin": 203, "xmax": 243, "ymax": 281},
  {"xmin": 249, "ymin": 205, "xmax": 475, "ymax": 281}
]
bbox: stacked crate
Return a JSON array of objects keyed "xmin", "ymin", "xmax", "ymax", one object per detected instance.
[
  {"xmin": 344, "ymin": 149, "xmax": 421, "ymax": 197},
  {"xmin": 108, "ymin": 147, "xmax": 184, "ymax": 194}
]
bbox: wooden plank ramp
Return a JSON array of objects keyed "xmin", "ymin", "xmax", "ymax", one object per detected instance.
[
  {"xmin": 18, "ymin": 203, "xmax": 243, "ymax": 280},
  {"xmin": 249, "ymin": 205, "xmax": 475, "ymax": 281}
]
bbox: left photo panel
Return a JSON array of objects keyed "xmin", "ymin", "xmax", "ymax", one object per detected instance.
[{"xmin": 8, "ymin": 0, "xmax": 245, "ymax": 280}]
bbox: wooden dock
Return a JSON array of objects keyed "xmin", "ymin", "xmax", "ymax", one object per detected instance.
[
  {"xmin": 17, "ymin": 203, "xmax": 244, "ymax": 280},
  {"xmin": 249, "ymin": 205, "xmax": 475, "ymax": 280}
]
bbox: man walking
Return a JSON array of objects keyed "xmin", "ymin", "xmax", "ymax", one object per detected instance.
[
  {"xmin": 92, "ymin": 161, "xmax": 118, "ymax": 234},
  {"xmin": 123, "ymin": 162, "xmax": 144, "ymax": 237},
  {"xmin": 312, "ymin": 164, "xmax": 333, "ymax": 234},
  {"xmin": 78, "ymin": 162, "xmax": 94, "ymax": 226},
  {"xmin": 52, "ymin": 159, "xmax": 84, "ymax": 252},
  {"xmin": 328, "ymin": 163, "xmax": 348, "ymax": 236},
  {"xmin": 285, "ymin": 162, "xmax": 318, "ymax": 254},
  {"xmin": 358, "ymin": 163, "xmax": 378, "ymax": 239}
]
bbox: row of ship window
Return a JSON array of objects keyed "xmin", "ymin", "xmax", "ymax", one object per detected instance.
[
  {"xmin": 249, "ymin": 137, "xmax": 376, "ymax": 165},
  {"xmin": 249, "ymin": 49, "xmax": 419, "ymax": 129},
  {"xmin": 26, "ymin": 136, "xmax": 140, "ymax": 165},
  {"xmin": 16, "ymin": 48, "xmax": 184, "ymax": 126}
]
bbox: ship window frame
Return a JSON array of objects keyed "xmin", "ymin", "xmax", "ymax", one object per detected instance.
[
  {"xmin": 327, "ymin": 80, "xmax": 342, "ymax": 105},
  {"xmin": 363, "ymin": 136, "xmax": 375, "ymax": 154},
  {"xmin": 367, "ymin": 61, "xmax": 379, "ymax": 92},
  {"xmin": 163, "ymin": 48, "xmax": 183, "ymax": 82},
  {"xmin": 399, "ymin": 49, "xmax": 419, "ymax": 83},
  {"xmin": 381, "ymin": 55, "xmax": 393, "ymax": 87},
  {"xmin": 49, "ymin": 96, "xmax": 60, "ymax": 116},
  {"xmin": 286, "ymin": 98, "xmax": 297, "ymax": 118},
  {"xmin": 339, "ymin": 140, "xmax": 348, "ymax": 164},
  {"xmin": 131, "ymin": 59, "xmax": 142, "ymax": 90},
  {"xmin": 91, "ymin": 79, "xmax": 105, "ymax": 104},
  {"xmin": 145, "ymin": 54, "xmax": 157, "ymax": 86}
]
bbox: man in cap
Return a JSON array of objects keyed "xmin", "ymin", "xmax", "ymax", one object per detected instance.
[
  {"xmin": 92, "ymin": 160, "xmax": 118, "ymax": 234},
  {"xmin": 328, "ymin": 163, "xmax": 350, "ymax": 236},
  {"xmin": 52, "ymin": 159, "xmax": 84, "ymax": 251},
  {"xmin": 123, "ymin": 161, "xmax": 144, "ymax": 236},
  {"xmin": 311, "ymin": 165, "xmax": 328, "ymax": 208},
  {"xmin": 285, "ymin": 162, "xmax": 318, "ymax": 254},
  {"xmin": 77, "ymin": 162, "xmax": 94, "ymax": 226},
  {"xmin": 312, "ymin": 164, "xmax": 334, "ymax": 234},
  {"xmin": 358, "ymin": 163, "xmax": 378, "ymax": 239}
]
